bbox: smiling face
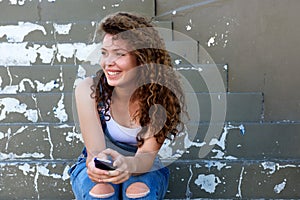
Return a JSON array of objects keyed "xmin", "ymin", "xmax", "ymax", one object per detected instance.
[{"xmin": 100, "ymin": 34, "xmax": 138, "ymax": 88}]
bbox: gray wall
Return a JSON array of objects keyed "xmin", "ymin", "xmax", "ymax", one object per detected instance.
[
  {"xmin": 1, "ymin": 0, "xmax": 300, "ymax": 199},
  {"xmin": 157, "ymin": 0, "xmax": 300, "ymax": 121}
]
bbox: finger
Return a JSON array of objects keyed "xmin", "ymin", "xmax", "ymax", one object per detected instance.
[
  {"xmin": 96, "ymin": 152, "xmax": 108, "ymax": 160},
  {"xmin": 102, "ymin": 171, "xmax": 130, "ymax": 184},
  {"xmin": 87, "ymin": 169, "xmax": 111, "ymax": 182},
  {"xmin": 106, "ymin": 169, "xmax": 121, "ymax": 177},
  {"xmin": 112, "ymin": 173, "xmax": 130, "ymax": 184},
  {"xmin": 87, "ymin": 160, "xmax": 110, "ymax": 176},
  {"xmin": 102, "ymin": 148, "xmax": 121, "ymax": 160}
]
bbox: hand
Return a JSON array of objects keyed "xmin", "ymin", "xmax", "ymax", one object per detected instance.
[
  {"xmin": 87, "ymin": 153, "xmax": 110, "ymax": 183},
  {"xmin": 99, "ymin": 148, "xmax": 134, "ymax": 184},
  {"xmin": 86, "ymin": 156, "xmax": 111, "ymax": 183}
]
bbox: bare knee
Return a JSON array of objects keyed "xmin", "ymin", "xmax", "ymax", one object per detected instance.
[
  {"xmin": 89, "ymin": 183, "xmax": 114, "ymax": 198},
  {"xmin": 126, "ymin": 182, "xmax": 150, "ymax": 198}
]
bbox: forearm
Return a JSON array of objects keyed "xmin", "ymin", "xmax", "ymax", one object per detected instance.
[{"xmin": 127, "ymin": 152, "xmax": 157, "ymax": 175}]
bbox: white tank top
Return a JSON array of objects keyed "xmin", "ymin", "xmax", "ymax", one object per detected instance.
[{"xmin": 105, "ymin": 112, "xmax": 141, "ymax": 145}]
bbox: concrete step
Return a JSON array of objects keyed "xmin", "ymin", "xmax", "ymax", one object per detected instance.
[
  {"xmin": 0, "ymin": 160, "xmax": 74, "ymax": 199},
  {"xmin": 181, "ymin": 122, "xmax": 300, "ymax": 160},
  {"xmin": 0, "ymin": 40, "xmax": 199, "ymax": 66},
  {"xmin": 166, "ymin": 160, "xmax": 300, "ymax": 199},
  {"xmin": 3, "ymin": 121, "xmax": 299, "ymax": 164},
  {"xmin": 0, "ymin": 0, "xmax": 155, "ymax": 22},
  {"xmin": 176, "ymin": 64, "xmax": 228, "ymax": 92},
  {"xmin": 0, "ymin": 20, "xmax": 173, "ymax": 43},
  {"xmin": 0, "ymin": 64, "xmax": 227, "ymax": 93},
  {"xmin": 153, "ymin": 21, "xmax": 173, "ymax": 41},
  {"xmin": 186, "ymin": 92, "xmax": 263, "ymax": 123},
  {"xmin": 0, "ymin": 92, "xmax": 262, "ymax": 124},
  {"xmin": 0, "ymin": 123, "xmax": 82, "ymax": 160},
  {"xmin": 1, "ymin": 158, "xmax": 300, "ymax": 199},
  {"xmin": 0, "ymin": 21, "xmax": 98, "ymax": 43},
  {"xmin": 0, "ymin": 93, "xmax": 74, "ymax": 124},
  {"xmin": 0, "ymin": 65, "xmax": 77, "ymax": 94},
  {"xmin": 166, "ymin": 40, "xmax": 198, "ymax": 64}
]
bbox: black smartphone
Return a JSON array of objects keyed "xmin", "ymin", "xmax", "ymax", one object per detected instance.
[{"xmin": 94, "ymin": 158, "xmax": 115, "ymax": 171}]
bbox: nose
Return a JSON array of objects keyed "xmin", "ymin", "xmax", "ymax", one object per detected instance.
[{"xmin": 102, "ymin": 54, "xmax": 116, "ymax": 66}]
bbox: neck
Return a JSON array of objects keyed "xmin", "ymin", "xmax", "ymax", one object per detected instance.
[{"xmin": 112, "ymin": 85, "xmax": 135, "ymax": 103}]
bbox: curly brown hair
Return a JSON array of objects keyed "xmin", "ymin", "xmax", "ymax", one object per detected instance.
[{"xmin": 91, "ymin": 12, "xmax": 186, "ymax": 147}]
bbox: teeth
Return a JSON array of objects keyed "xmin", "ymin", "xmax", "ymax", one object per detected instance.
[{"xmin": 107, "ymin": 71, "xmax": 120, "ymax": 75}]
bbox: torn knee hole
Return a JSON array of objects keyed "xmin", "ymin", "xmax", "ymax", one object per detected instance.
[
  {"xmin": 126, "ymin": 182, "xmax": 150, "ymax": 198},
  {"xmin": 89, "ymin": 183, "xmax": 115, "ymax": 198}
]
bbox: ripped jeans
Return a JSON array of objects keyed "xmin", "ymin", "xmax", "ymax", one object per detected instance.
[{"xmin": 68, "ymin": 153, "xmax": 169, "ymax": 200}]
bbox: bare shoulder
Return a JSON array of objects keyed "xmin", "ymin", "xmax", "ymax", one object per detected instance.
[
  {"xmin": 74, "ymin": 77, "xmax": 94, "ymax": 101},
  {"xmin": 75, "ymin": 77, "xmax": 93, "ymax": 94}
]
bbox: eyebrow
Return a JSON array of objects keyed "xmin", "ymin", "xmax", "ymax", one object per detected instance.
[{"xmin": 101, "ymin": 47, "xmax": 129, "ymax": 52}]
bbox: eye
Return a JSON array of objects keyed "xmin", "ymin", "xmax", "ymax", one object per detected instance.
[
  {"xmin": 101, "ymin": 51, "xmax": 108, "ymax": 56},
  {"xmin": 116, "ymin": 52, "xmax": 126, "ymax": 57}
]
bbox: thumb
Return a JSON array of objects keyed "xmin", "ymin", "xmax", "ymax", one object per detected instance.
[{"xmin": 102, "ymin": 148, "xmax": 121, "ymax": 160}]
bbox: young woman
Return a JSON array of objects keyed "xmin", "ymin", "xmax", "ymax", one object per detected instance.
[{"xmin": 69, "ymin": 12, "xmax": 186, "ymax": 199}]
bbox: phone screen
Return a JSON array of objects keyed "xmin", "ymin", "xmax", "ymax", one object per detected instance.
[{"xmin": 94, "ymin": 158, "xmax": 115, "ymax": 171}]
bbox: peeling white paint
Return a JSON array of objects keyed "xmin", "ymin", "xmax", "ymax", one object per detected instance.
[
  {"xmin": 36, "ymin": 45, "xmax": 55, "ymax": 64},
  {"xmin": 59, "ymin": 66, "xmax": 64, "ymax": 91},
  {"xmin": 0, "ymin": 22, "xmax": 46, "ymax": 42},
  {"xmin": 261, "ymin": 161, "xmax": 298, "ymax": 175},
  {"xmin": 186, "ymin": 19, "xmax": 193, "ymax": 31},
  {"xmin": 64, "ymin": 126, "xmax": 83, "ymax": 143},
  {"xmin": 261, "ymin": 161, "xmax": 276, "ymax": 174},
  {"xmin": 111, "ymin": 3, "xmax": 120, "ymax": 8},
  {"xmin": 158, "ymin": 139, "xmax": 173, "ymax": 159},
  {"xmin": 184, "ymin": 133, "xmax": 205, "ymax": 149},
  {"xmin": 211, "ymin": 149, "xmax": 237, "ymax": 160},
  {"xmin": 236, "ymin": 166, "xmax": 244, "ymax": 198},
  {"xmin": 53, "ymin": 23, "xmax": 72, "ymax": 35},
  {"xmin": 53, "ymin": 94, "xmax": 68, "ymax": 123},
  {"xmin": 174, "ymin": 59, "xmax": 182, "ymax": 65},
  {"xmin": 1, "ymin": 77, "xmax": 60, "ymax": 94},
  {"xmin": 194, "ymin": 174, "xmax": 221, "ymax": 193},
  {"xmin": 223, "ymin": 64, "xmax": 228, "ymax": 71},
  {"xmin": 35, "ymin": 80, "xmax": 59, "ymax": 92},
  {"xmin": 62, "ymin": 165, "xmax": 71, "ymax": 181},
  {"xmin": 19, "ymin": 78, "xmax": 35, "ymax": 92},
  {"xmin": 176, "ymin": 66, "xmax": 203, "ymax": 72},
  {"xmin": 205, "ymin": 161, "xmax": 226, "ymax": 171},
  {"xmin": 37, "ymin": 165, "xmax": 61, "ymax": 179},
  {"xmin": 77, "ymin": 65, "xmax": 87, "ymax": 78},
  {"xmin": 31, "ymin": 94, "xmax": 43, "ymax": 121},
  {"xmin": 43, "ymin": 126, "xmax": 54, "ymax": 159},
  {"xmin": 0, "ymin": 152, "xmax": 44, "ymax": 160},
  {"xmin": 34, "ymin": 164, "xmax": 40, "ymax": 199},
  {"xmin": 74, "ymin": 43, "xmax": 99, "ymax": 63},
  {"xmin": 0, "ymin": 42, "xmax": 38, "ymax": 66},
  {"xmin": 18, "ymin": 163, "xmax": 35, "ymax": 175},
  {"xmin": 207, "ymin": 36, "xmax": 216, "ymax": 47},
  {"xmin": 185, "ymin": 165, "xmax": 193, "ymax": 199},
  {"xmin": 0, "ymin": 131, "xmax": 4, "ymax": 140},
  {"xmin": 3, "ymin": 126, "xmax": 28, "ymax": 151},
  {"xmin": 186, "ymin": 25, "xmax": 192, "ymax": 31},
  {"xmin": 0, "ymin": 97, "xmax": 38, "ymax": 122},
  {"xmin": 0, "ymin": 42, "xmax": 99, "ymax": 66},
  {"xmin": 56, "ymin": 43, "xmax": 75, "ymax": 62},
  {"xmin": 209, "ymin": 124, "xmax": 245, "ymax": 150},
  {"xmin": 274, "ymin": 179, "xmax": 286, "ymax": 194}
]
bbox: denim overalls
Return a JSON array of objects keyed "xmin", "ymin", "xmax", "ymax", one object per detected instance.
[{"xmin": 68, "ymin": 110, "xmax": 170, "ymax": 200}]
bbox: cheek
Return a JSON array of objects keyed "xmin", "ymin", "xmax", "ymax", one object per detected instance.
[{"xmin": 99, "ymin": 58, "xmax": 105, "ymax": 68}]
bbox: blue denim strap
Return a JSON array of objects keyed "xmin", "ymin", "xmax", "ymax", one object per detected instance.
[{"xmin": 99, "ymin": 111, "xmax": 138, "ymax": 153}]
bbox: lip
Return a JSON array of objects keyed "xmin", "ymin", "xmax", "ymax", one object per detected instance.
[{"xmin": 105, "ymin": 69, "xmax": 122, "ymax": 79}]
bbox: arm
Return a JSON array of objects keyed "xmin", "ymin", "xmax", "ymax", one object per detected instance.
[
  {"xmin": 101, "ymin": 135, "xmax": 163, "ymax": 184},
  {"xmin": 74, "ymin": 77, "xmax": 106, "ymax": 164}
]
